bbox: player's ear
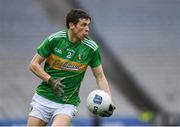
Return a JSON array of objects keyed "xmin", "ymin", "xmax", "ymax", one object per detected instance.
[{"xmin": 69, "ymin": 22, "xmax": 75, "ymax": 29}]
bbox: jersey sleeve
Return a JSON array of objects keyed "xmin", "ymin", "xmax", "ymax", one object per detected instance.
[
  {"xmin": 88, "ymin": 47, "xmax": 102, "ymax": 68},
  {"xmin": 37, "ymin": 38, "xmax": 53, "ymax": 58}
]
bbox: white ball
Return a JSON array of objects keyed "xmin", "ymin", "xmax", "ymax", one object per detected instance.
[{"xmin": 87, "ymin": 89, "xmax": 112, "ymax": 115}]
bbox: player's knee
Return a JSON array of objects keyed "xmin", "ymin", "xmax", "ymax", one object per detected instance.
[
  {"xmin": 52, "ymin": 114, "xmax": 72, "ymax": 126},
  {"xmin": 27, "ymin": 116, "xmax": 47, "ymax": 126}
]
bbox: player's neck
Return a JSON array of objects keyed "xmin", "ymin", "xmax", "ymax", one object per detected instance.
[{"xmin": 68, "ymin": 30, "xmax": 80, "ymax": 43}]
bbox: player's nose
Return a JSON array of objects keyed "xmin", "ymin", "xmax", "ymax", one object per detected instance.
[{"xmin": 85, "ymin": 26, "xmax": 89, "ymax": 32}]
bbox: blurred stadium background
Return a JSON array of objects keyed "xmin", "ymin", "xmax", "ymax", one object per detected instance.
[{"xmin": 0, "ymin": 0, "xmax": 180, "ymax": 126}]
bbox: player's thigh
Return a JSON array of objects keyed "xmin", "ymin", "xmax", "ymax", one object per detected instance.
[
  {"xmin": 27, "ymin": 116, "xmax": 47, "ymax": 126},
  {"xmin": 51, "ymin": 114, "xmax": 72, "ymax": 126}
]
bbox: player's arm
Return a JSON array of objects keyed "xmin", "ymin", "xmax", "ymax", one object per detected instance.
[
  {"xmin": 92, "ymin": 64, "xmax": 116, "ymax": 117},
  {"xmin": 29, "ymin": 53, "xmax": 51, "ymax": 82},
  {"xmin": 29, "ymin": 53, "xmax": 65, "ymax": 96},
  {"xmin": 91, "ymin": 64, "xmax": 111, "ymax": 97}
]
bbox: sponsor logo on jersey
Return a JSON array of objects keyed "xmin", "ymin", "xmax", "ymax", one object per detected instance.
[
  {"xmin": 61, "ymin": 62, "xmax": 80, "ymax": 71},
  {"xmin": 47, "ymin": 54, "xmax": 87, "ymax": 72}
]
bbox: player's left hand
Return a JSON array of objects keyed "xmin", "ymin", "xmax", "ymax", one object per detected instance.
[
  {"xmin": 99, "ymin": 104, "xmax": 116, "ymax": 117},
  {"xmin": 48, "ymin": 77, "xmax": 66, "ymax": 96}
]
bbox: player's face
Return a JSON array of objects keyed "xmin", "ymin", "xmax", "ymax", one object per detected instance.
[{"xmin": 73, "ymin": 18, "xmax": 90, "ymax": 40}]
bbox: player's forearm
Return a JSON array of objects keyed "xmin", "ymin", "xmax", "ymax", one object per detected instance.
[
  {"xmin": 29, "ymin": 63, "xmax": 50, "ymax": 83},
  {"xmin": 96, "ymin": 75, "xmax": 111, "ymax": 97}
]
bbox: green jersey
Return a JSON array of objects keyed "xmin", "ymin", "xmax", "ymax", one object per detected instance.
[{"xmin": 36, "ymin": 29, "xmax": 101, "ymax": 106}]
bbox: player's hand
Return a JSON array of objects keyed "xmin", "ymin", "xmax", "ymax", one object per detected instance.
[
  {"xmin": 99, "ymin": 104, "xmax": 116, "ymax": 117},
  {"xmin": 48, "ymin": 77, "xmax": 66, "ymax": 96}
]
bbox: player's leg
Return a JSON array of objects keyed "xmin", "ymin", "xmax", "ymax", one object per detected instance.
[
  {"xmin": 51, "ymin": 114, "xmax": 72, "ymax": 126},
  {"xmin": 27, "ymin": 105, "xmax": 49, "ymax": 126},
  {"xmin": 27, "ymin": 116, "xmax": 47, "ymax": 126},
  {"xmin": 27, "ymin": 94, "xmax": 51, "ymax": 126},
  {"xmin": 51, "ymin": 104, "xmax": 78, "ymax": 126}
]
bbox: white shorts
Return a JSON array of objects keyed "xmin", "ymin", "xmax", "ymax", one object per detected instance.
[{"xmin": 29, "ymin": 93, "xmax": 78, "ymax": 123}]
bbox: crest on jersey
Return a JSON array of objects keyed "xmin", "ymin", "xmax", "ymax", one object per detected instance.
[{"xmin": 77, "ymin": 54, "xmax": 81, "ymax": 60}]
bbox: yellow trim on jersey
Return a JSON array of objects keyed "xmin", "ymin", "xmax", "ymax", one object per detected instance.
[{"xmin": 46, "ymin": 54, "xmax": 88, "ymax": 72}]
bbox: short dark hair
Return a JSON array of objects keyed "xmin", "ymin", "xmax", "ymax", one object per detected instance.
[{"xmin": 66, "ymin": 9, "xmax": 91, "ymax": 29}]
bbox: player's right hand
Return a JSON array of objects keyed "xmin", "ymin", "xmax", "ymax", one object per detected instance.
[
  {"xmin": 47, "ymin": 77, "xmax": 66, "ymax": 96},
  {"xmin": 98, "ymin": 104, "xmax": 116, "ymax": 117}
]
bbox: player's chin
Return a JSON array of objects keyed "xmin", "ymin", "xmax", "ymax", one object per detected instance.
[
  {"xmin": 79, "ymin": 35, "xmax": 87, "ymax": 40},
  {"xmin": 80, "ymin": 34, "xmax": 88, "ymax": 39}
]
